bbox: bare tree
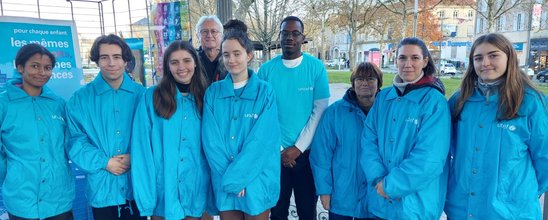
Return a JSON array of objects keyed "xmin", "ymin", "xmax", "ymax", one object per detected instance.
[
  {"xmin": 377, "ymin": 0, "xmax": 443, "ymax": 39},
  {"xmin": 298, "ymin": 0, "xmax": 334, "ymax": 60},
  {"xmin": 234, "ymin": 0, "xmax": 256, "ymax": 21},
  {"xmin": 459, "ymin": 0, "xmax": 533, "ymax": 33},
  {"xmin": 246, "ymin": 0, "xmax": 293, "ymax": 61},
  {"xmin": 332, "ymin": 0, "xmax": 379, "ymax": 69},
  {"xmin": 368, "ymin": 7, "xmax": 400, "ymax": 67}
]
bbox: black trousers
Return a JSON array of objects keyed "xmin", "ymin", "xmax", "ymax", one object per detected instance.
[
  {"xmin": 9, "ymin": 210, "xmax": 73, "ymax": 220},
  {"xmin": 91, "ymin": 200, "xmax": 147, "ymax": 220},
  {"xmin": 271, "ymin": 150, "xmax": 318, "ymax": 220}
]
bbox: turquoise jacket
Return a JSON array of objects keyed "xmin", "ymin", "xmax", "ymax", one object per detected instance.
[
  {"xmin": 131, "ymin": 87, "xmax": 209, "ymax": 219},
  {"xmin": 202, "ymin": 71, "xmax": 281, "ymax": 215},
  {"xmin": 360, "ymin": 86, "xmax": 450, "ymax": 220},
  {"xmin": 445, "ymin": 88, "xmax": 548, "ymax": 219},
  {"xmin": 310, "ymin": 89, "xmax": 373, "ymax": 218},
  {"xmin": 0, "ymin": 82, "xmax": 74, "ymax": 219},
  {"xmin": 66, "ymin": 73, "xmax": 144, "ymax": 208}
]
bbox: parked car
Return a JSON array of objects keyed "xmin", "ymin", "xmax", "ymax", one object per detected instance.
[
  {"xmin": 536, "ymin": 69, "xmax": 548, "ymax": 83},
  {"xmin": 440, "ymin": 63, "xmax": 457, "ymax": 75},
  {"xmin": 326, "ymin": 59, "xmax": 345, "ymax": 67},
  {"xmin": 521, "ymin": 66, "xmax": 534, "ymax": 79}
]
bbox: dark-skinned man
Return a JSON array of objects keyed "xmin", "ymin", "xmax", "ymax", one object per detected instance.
[{"xmin": 258, "ymin": 16, "xmax": 330, "ymax": 220}]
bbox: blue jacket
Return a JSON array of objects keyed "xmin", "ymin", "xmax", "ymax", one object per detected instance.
[
  {"xmin": 360, "ymin": 86, "xmax": 450, "ymax": 220},
  {"xmin": 445, "ymin": 88, "xmax": 548, "ymax": 219},
  {"xmin": 310, "ymin": 89, "xmax": 373, "ymax": 218},
  {"xmin": 66, "ymin": 73, "xmax": 144, "ymax": 208},
  {"xmin": 131, "ymin": 87, "xmax": 209, "ymax": 219},
  {"xmin": 0, "ymin": 82, "xmax": 74, "ymax": 219},
  {"xmin": 202, "ymin": 71, "xmax": 281, "ymax": 215}
]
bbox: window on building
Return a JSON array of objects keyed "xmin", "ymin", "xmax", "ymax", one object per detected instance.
[
  {"xmin": 468, "ymin": 10, "xmax": 473, "ymax": 18},
  {"xmin": 453, "ymin": 10, "xmax": 459, "ymax": 18},
  {"xmin": 438, "ymin": 10, "xmax": 445, "ymax": 18},
  {"xmin": 517, "ymin": 13, "xmax": 522, "ymax": 31},
  {"xmin": 496, "ymin": 16, "xmax": 505, "ymax": 31},
  {"xmin": 479, "ymin": 18, "xmax": 484, "ymax": 33}
]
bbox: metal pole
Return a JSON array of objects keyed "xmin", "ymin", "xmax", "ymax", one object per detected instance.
[
  {"xmin": 98, "ymin": 2, "xmax": 105, "ymax": 35},
  {"xmin": 37, "ymin": 0, "xmax": 40, "ymax": 18},
  {"xmin": 525, "ymin": 3, "xmax": 534, "ymax": 68},
  {"xmin": 217, "ymin": 0, "xmax": 233, "ymax": 23},
  {"xmin": 145, "ymin": 0, "xmax": 153, "ymax": 85},
  {"xmin": 67, "ymin": 0, "xmax": 74, "ymax": 21},
  {"xmin": 413, "ymin": 0, "xmax": 418, "ymax": 37},
  {"xmin": 543, "ymin": 193, "xmax": 547, "ymax": 220},
  {"xmin": 1, "ymin": 0, "xmax": 4, "ymax": 16},
  {"xmin": 128, "ymin": 0, "xmax": 133, "ymax": 38},
  {"xmin": 112, "ymin": 0, "xmax": 117, "ymax": 35}
]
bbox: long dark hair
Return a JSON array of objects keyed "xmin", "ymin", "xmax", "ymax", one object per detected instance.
[
  {"xmin": 153, "ymin": 40, "xmax": 208, "ymax": 119},
  {"xmin": 454, "ymin": 33, "xmax": 543, "ymax": 120}
]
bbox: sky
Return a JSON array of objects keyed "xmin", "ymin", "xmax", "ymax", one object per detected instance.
[{"xmin": 0, "ymin": 0, "xmax": 151, "ymax": 40}]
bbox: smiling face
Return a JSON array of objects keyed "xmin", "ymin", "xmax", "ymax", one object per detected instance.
[
  {"xmin": 168, "ymin": 49, "xmax": 196, "ymax": 84},
  {"xmin": 396, "ymin": 45, "xmax": 428, "ymax": 82},
  {"xmin": 472, "ymin": 43, "xmax": 508, "ymax": 83},
  {"xmin": 98, "ymin": 43, "xmax": 126, "ymax": 86},
  {"xmin": 17, "ymin": 53, "xmax": 53, "ymax": 94},
  {"xmin": 222, "ymin": 39, "xmax": 252, "ymax": 82}
]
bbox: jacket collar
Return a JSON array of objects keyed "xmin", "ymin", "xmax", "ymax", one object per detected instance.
[
  {"xmin": 218, "ymin": 69, "xmax": 260, "ymax": 100},
  {"xmin": 385, "ymin": 86, "xmax": 430, "ymax": 104},
  {"xmin": 7, "ymin": 80, "xmax": 57, "ymax": 101},
  {"xmin": 93, "ymin": 72, "xmax": 137, "ymax": 95}
]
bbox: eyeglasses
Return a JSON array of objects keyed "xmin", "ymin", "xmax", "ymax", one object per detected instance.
[
  {"xmin": 200, "ymin": 29, "xmax": 220, "ymax": 36},
  {"xmin": 355, "ymin": 77, "xmax": 377, "ymax": 83},
  {"xmin": 280, "ymin": 30, "xmax": 303, "ymax": 38}
]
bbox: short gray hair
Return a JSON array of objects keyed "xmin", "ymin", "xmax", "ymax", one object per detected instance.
[{"xmin": 195, "ymin": 15, "xmax": 223, "ymax": 35}]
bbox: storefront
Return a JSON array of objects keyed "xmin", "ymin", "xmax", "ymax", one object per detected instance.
[{"xmin": 529, "ymin": 38, "xmax": 548, "ymax": 72}]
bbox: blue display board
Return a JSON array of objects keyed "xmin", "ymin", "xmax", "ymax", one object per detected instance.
[{"xmin": 0, "ymin": 16, "xmax": 84, "ymax": 100}]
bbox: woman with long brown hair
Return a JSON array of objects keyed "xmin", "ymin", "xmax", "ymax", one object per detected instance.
[
  {"xmin": 445, "ymin": 33, "xmax": 547, "ymax": 219},
  {"xmin": 131, "ymin": 40, "xmax": 210, "ymax": 220}
]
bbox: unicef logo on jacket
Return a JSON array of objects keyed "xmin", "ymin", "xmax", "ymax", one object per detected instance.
[
  {"xmin": 405, "ymin": 117, "xmax": 419, "ymax": 125},
  {"xmin": 51, "ymin": 114, "xmax": 65, "ymax": 122},
  {"xmin": 297, "ymin": 86, "xmax": 314, "ymax": 92},
  {"xmin": 497, "ymin": 123, "xmax": 517, "ymax": 131},
  {"xmin": 243, "ymin": 113, "xmax": 258, "ymax": 119}
]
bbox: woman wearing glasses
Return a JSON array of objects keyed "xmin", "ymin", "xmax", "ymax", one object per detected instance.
[
  {"xmin": 360, "ymin": 37, "xmax": 450, "ymax": 219},
  {"xmin": 310, "ymin": 62, "xmax": 382, "ymax": 220}
]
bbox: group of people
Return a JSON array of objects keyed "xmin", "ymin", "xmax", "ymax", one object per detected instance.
[{"xmin": 0, "ymin": 14, "xmax": 545, "ymax": 220}]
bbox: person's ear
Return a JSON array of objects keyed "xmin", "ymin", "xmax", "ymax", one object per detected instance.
[{"xmin": 17, "ymin": 65, "xmax": 24, "ymax": 74}]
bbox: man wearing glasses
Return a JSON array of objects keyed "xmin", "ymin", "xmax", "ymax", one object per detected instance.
[
  {"xmin": 258, "ymin": 16, "xmax": 330, "ymax": 220},
  {"xmin": 195, "ymin": 15, "xmax": 225, "ymax": 83}
]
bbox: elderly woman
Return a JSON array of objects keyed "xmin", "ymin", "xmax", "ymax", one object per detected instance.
[{"xmin": 311, "ymin": 62, "xmax": 382, "ymax": 220}]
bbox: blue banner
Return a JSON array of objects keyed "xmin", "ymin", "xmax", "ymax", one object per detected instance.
[
  {"xmin": 513, "ymin": 42, "xmax": 524, "ymax": 51},
  {"xmin": 0, "ymin": 16, "xmax": 84, "ymax": 100},
  {"xmin": 125, "ymin": 38, "xmax": 146, "ymax": 86}
]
